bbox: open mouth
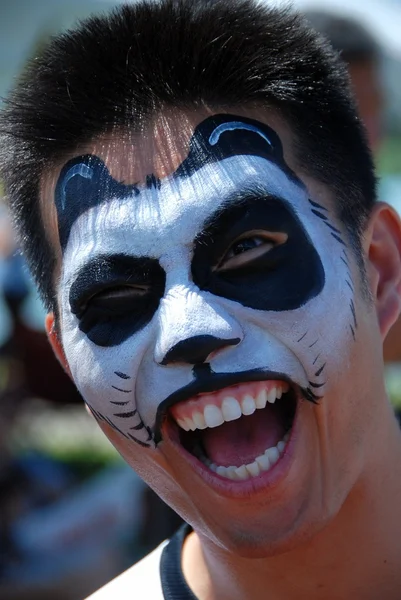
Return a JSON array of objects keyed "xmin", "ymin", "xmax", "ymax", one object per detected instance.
[{"xmin": 168, "ymin": 380, "xmax": 297, "ymax": 482}]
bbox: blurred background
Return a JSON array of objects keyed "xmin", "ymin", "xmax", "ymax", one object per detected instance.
[{"xmin": 0, "ymin": 0, "xmax": 400, "ymax": 598}]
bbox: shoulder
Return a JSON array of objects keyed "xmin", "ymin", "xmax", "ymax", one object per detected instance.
[{"xmin": 85, "ymin": 541, "xmax": 167, "ymax": 600}]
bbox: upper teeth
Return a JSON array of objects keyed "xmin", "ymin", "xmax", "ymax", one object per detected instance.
[{"xmin": 175, "ymin": 383, "xmax": 289, "ymax": 432}]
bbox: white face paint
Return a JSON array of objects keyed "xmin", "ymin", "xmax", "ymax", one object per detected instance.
[{"xmin": 56, "ymin": 115, "xmax": 356, "ymax": 448}]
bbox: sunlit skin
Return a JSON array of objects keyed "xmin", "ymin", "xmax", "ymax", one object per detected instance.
[{"xmin": 43, "ymin": 107, "xmax": 401, "ymax": 599}]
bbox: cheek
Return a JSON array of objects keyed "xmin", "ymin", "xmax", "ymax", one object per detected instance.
[{"xmin": 100, "ymin": 422, "xmax": 191, "ymax": 511}]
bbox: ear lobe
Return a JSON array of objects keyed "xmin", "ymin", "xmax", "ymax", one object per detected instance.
[
  {"xmin": 45, "ymin": 313, "xmax": 73, "ymax": 378},
  {"xmin": 364, "ymin": 202, "xmax": 401, "ymax": 339}
]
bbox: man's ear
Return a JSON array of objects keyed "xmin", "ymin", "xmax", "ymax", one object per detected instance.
[
  {"xmin": 364, "ymin": 202, "xmax": 401, "ymax": 339},
  {"xmin": 45, "ymin": 313, "xmax": 72, "ymax": 378}
]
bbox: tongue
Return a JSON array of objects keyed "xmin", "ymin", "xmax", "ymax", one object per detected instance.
[{"xmin": 202, "ymin": 406, "xmax": 285, "ymax": 467}]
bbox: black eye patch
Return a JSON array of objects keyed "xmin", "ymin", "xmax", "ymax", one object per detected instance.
[
  {"xmin": 69, "ymin": 254, "xmax": 165, "ymax": 347},
  {"xmin": 191, "ymin": 195, "xmax": 325, "ymax": 311}
]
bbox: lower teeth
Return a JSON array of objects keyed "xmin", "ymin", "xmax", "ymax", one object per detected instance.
[{"xmin": 198, "ymin": 431, "xmax": 290, "ymax": 481}]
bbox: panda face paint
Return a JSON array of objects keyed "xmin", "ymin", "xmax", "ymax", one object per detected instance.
[{"xmin": 56, "ymin": 114, "xmax": 356, "ymax": 448}]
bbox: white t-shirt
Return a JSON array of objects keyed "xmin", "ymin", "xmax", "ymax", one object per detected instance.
[{"xmin": 86, "ymin": 525, "xmax": 195, "ymax": 599}]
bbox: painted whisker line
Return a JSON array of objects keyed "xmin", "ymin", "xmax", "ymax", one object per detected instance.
[
  {"xmin": 315, "ymin": 363, "xmax": 326, "ymax": 377},
  {"xmin": 297, "ymin": 331, "xmax": 308, "ymax": 342},
  {"xmin": 349, "ymin": 324, "xmax": 356, "ymax": 340},
  {"xmin": 340, "ymin": 256, "xmax": 349, "ymax": 268},
  {"xmin": 127, "ymin": 433, "xmax": 150, "ymax": 448},
  {"xmin": 309, "ymin": 380, "xmax": 325, "ymax": 389},
  {"xmin": 303, "ymin": 387, "xmax": 321, "ymax": 403},
  {"xmin": 113, "ymin": 409, "xmax": 138, "ymax": 418},
  {"xmin": 324, "ymin": 221, "xmax": 341, "ymax": 234},
  {"xmin": 309, "ymin": 202, "xmax": 344, "ymax": 238},
  {"xmin": 110, "ymin": 400, "xmax": 129, "ymax": 406},
  {"xmin": 309, "ymin": 339, "xmax": 318, "ymax": 348},
  {"xmin": 112, "ymin": 385, "xmax": 132, "ymax": 393},
  {"xmin": 311, "ymin": 209, "xmax": 328, "ymax": 221},
  {"xmin": 308, "ymin": 198, "xmax": 328, "ymax": 212},
  {"xmin": 103, "ymin": 416, "xmax": 130, "ymax": 439},
  {"xmin": 313, "ymin": 354, "xmax": 321, "ymax": 365},
  {"xmin": 114, "ymin": 371, "xmax": 131, "ymax": 380},
  {"xmin": 350, "ymin": 299, "xmax": 357, "ymax": 328},
  {"xmin": 331, "ymin": 232, "xmax": 347, "ymax": 247},
  {"xmin": 345, "ymin": 279, "xmax": 354, "ymax": 292},
  {"xmin": 88, "ymin": 404, "xmax": 130, "ymax": 439},
  {"xmin": 130, "ymin": 422, "xmax": 145, "ymax": 430}
]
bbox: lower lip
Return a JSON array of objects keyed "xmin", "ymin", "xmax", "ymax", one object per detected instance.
[{"xmin": 164, "ymin": 401, "xmax": 300, "ymax": 499}]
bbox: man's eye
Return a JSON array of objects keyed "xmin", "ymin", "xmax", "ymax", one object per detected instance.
[
  {"xmin": 226, "ymin": 236, "xmax": 267, "ymax": 257},
  {"xmin": 87, "ymin": 284, "xmax": 148, "ymax": 309},
  {"xmin": 216, "ymin": 230, "xmax": 287, "ymax": 272}
]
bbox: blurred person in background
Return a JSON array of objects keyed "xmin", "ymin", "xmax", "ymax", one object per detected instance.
[{"xmin": 305, "ymin": 10, "xmax": 401, "ymax": 363}]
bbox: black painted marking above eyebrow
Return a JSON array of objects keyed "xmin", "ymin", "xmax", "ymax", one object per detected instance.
[
  {"xmin": 297, "ymin": 331, "xmax": 308, "ymax": 342},
  {"xmin": 55, "ymin": 154, "xmax": 141, "ymax": 251},
  {"xmin": 350, "ymin": 324, "xmax": 356, "ymax": 340},
  {"xmin": 174, "ymin": 113, "xmax": 298, "ymax": 182},
  {"xmin": 111, "ymin": 386, "xmax": 132, "ymax": 393},
  {"xmin": 309, "ymin": 339, "xmax": 319, "ymax": 348}
]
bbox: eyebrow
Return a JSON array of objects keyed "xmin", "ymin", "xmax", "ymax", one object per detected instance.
[{"xmin": 196, "ymin": 184, "xmax": 299, "ymax": 239}]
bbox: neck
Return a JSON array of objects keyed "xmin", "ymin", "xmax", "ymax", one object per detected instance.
[{"xmin": 183, "ymin": 412, "xmax": 401, "ymax": 600}]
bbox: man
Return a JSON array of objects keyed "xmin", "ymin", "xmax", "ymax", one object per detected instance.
[
  {"xmin": 1, "ymin": 1, "xmax": 401, "ymax": 598},
  {"xmin": 304, "ymin": 9, "xmax": 401, "ymax": 364}
]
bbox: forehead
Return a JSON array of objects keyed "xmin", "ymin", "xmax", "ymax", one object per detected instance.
[{"xmin": 68, "ymin": 108, "xmax": 298, "ymax": 182}]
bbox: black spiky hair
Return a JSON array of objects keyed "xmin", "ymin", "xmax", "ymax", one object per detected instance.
[{"xmin": 0, "ymin": 0, "xmax": 376, "ymax": 311}]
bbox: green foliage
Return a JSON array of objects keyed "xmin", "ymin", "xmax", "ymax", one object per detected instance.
[
  {"xmin": 386, "ymin": 365, "xmax": 401, "ymax": 409},
  {"xmin": 378, "ymin": 136, "xmax": 401, "ymax": 175}
]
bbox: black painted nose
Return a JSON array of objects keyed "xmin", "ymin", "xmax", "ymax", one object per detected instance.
[{"xmin": 161, "ymin": 335, "xmax": 240, "ymax": 366}]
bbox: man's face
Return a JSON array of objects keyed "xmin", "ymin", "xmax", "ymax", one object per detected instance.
[{"xmin": 44, "ymin": 108, "xmax": 385, "ymax": 555}]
